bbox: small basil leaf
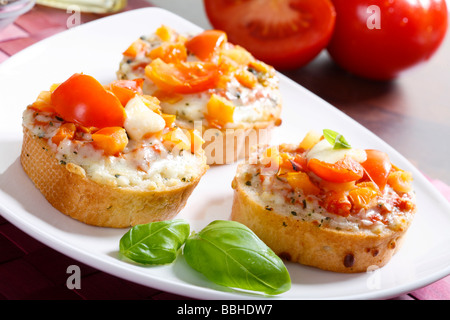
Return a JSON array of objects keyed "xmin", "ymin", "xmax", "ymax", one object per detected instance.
[
  {"xmin": 323, "ymin": 129, "xmax": 351, "ymax": 149},
  {"xmin": 119, "ymin": 219, "xmax": 190, "ymax": 265},
  {"xmin": 183, "ymin": 220, "xmax": 291, "ymax": 295}
]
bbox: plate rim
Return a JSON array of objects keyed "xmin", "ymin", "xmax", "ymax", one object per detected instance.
[{"xmin": 0, "ymin": 6, "xmax": 449, "ymax": 300}]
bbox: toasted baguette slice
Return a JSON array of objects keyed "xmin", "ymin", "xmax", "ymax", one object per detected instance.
[
  {"xmin": 117, "ymin": 26, "xmax": 282, "ymax": 165},
  {"xmin": 21, "ymin": 127, "xmax": 206, "ymax": 228},
  {"xmin": 21, "ymin": 74, "xmax": 208, "ymax": 228},
  {"xmin": 230, "ymin": 136, "xmax": 416, "ymax": 273}
]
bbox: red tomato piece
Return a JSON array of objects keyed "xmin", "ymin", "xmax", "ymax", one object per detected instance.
[
  {"xmin": 308, "ymin": 157, "xmax": 364, "ymax": 183},
  {"xmin": 109, "ymin": 79, "xmax": 144, "ymax": 107},
  {"xmin": 203, "ymin": 0, "xmax": 336, "ymax": 70},
  {"xmin": 51, "ymin": 73, "xmax": 126, "ymax": 128},
  {"xmin": 321, "ymin": 191, "xmax": 352, "ymax": 217},
  {"xmin": 327, "ymin": 0, "xmax": 448, "ymax": 80},
  {"xmin": 145, "ymin": 58, "xmax": 220, "ymax": 94},
  {"xmin": 185, "ymin": 29, "xmax": 228, "ymax": 60},
  {"xmin": 361, "ymin": 149, "xmax": 392, "ymax": 191}
]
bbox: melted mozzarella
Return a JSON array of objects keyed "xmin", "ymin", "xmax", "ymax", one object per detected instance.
[
  {"xmin": 124, "ymin": 96, "xmax": 165, "ymax": 140},
  {"xmin": 22, "ymin": 108, "xmax": 205, "ymax": 190},
  {"xmin": 306, "ymin": 140, "xmax": 367, "ymax": 164}
]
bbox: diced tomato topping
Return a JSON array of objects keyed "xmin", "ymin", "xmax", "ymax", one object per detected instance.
[
  {"xmin": 145, "ymin": 58, "xmax": 220, "ymax": 94},
  {"xmin": 361, "ymin": 149, "xmax": 392, "ymax": 190},
  {"xmin": 185, "ymin": 29, "xmax": 227, "ymax": 60},
  {"xmin": 91, "ymin": 127, "xmax": 128, "ymax": 156},
  {"xmin": 51, "ymin": 123, "xmax": 76, "ymax": 146},
  {"xmin": 321, "ymin": 191, "xmax": 352, "ymax": 217},
  {"xmin": 109, "ymin": 79, "xmax": 144, "ymax": 107},
  {"xmin": 308, "ymin": 157, "xmax": 364, "ymax": 183}
]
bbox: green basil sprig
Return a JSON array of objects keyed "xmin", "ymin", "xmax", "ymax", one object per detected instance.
[
  {"xmin": 323, "ymin": 129, "xmax": 351, "ymax": 149},
  {"xmin": 183, "ymin": 220, "xmax": 291, "ymax": 295},
  {"xmin": 119, "ymin": 219, "xmax": 190, "ymax": 265}
]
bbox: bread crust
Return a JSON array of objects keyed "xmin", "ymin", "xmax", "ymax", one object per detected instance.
[
  {"xmin": 230, "ymin": 168, "xmax": 415, "ymax": 273},
  {"xmin": 21, "ymin": 127, "xmax": 207, "ymax": 228}
]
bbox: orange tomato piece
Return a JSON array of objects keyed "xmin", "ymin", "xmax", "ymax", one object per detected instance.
[
  {"xmin": 161, "ymin": 113, "xmax": 177, "ymax": 128},
  {"xmin": 308, "ymin": 157, "xmax": 364, "ymax": 183},
  {"xmin": 348, "ymin": 185, "xmax": 379, "ymax": 212},
  {"xmin": 235, "ymin": 68, "xmax": 258, "ymax": 88},
  {"xmin": 123, "ymin": 38, "xmax": 149, "ymax": 58},
  {"xmin": 145, "ymin": 58, "xmax": 220, "ymax": 94},
  {"xmin": 205, "ymin": 94, "xmax": 235, "ymax": 128},
  {"xmin": 185, "ymin": 29, "xmax": 227, "ymax": 61},
  {"xmin": 91, "ymin": 127, "xmax": 128, "ymax": 156},
  {"xmin": 149, "ymin": 42, "xmax": 188, "ymax": 64},
  {"xmin": 219, "ymin": 45, "xmax": 254, "ymax": 66},
  {"xmin": 286, "ymin": 171, "xmax": 320, "ymax": 196},
  {"xmin": 109, "ymin": 79, "xmax": 144, "ymax": 107},
  {"xmin": 51, "ymin": 73, "xmax": 126, "ymax": 129},
  {"xmin": 387, "ymin": 169, "xmax": 413, "ymax": 193},
  {"xmin": 51, "ymin": 123, "xmax": 76, "ymax": 146},
  {"xmin": 299, "ymin": 130, "xmax": 322, "ymax": 150},
  {"xmin": 30, "ymin": 90, "xmax": 55, "ymax": 113},
  {"xmin": 155, "ymin": 25, "xmax": 173, "ymax": 42}
]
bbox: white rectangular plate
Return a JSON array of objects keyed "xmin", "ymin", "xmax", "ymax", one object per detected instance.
[{"xmin": 0, "ymin": 7, "xmax": 449, "ymax": 300}]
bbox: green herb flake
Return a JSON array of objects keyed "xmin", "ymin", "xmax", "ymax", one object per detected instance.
[{"xmin": 323, "ymin": 129, "xmax": 351, "ymax": 149}]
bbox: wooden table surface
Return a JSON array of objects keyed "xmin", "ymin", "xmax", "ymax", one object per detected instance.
[{"xmin": 0, "ymin": 1, "xmax": 449, "ymax": 301}]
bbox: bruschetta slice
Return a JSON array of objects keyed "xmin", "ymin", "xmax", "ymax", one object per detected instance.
[
  {"xmin": 231, "ymin": 129, "xmax": 417, "ymax": 273},
  {"xmin": 117, "ymin": 25, "xmax": 282, "ymax": 165},
  {"xmin": 21, "ymin": 73, "xmax": 208, "ymax": 228}
]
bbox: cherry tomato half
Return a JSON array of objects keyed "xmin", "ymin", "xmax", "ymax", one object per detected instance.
[
  {"xmin": 327, "ymin": 0, "xmax": 448, "ymax": 80},
  {"xmin": 203, "ymin": 0, "xmax": 336, "ymax": 70},
  {"xmin": 308, "ymin": 157, "xmax": 364, "ymax": 183},
  {"xmin": 361, "ymin": 149, "xmax": 392, "ymax": 191},
  {"xmin": 51, "ymin": 73, "xmax": 126, "ymax": 128}
]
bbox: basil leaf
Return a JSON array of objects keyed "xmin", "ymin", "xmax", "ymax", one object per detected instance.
[
  {"xmin": 119, "ymin": 219, "xmax": 190, "ymax": 265},
  {"xmin": 323, "ymin": 129, "xmax": 351, "ymax": 149},
  {"xmin": 183, "ymin": 220, "xmax": 291, "ymax": 295}
]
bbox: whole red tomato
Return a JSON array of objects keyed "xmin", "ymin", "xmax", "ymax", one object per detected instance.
[
  {"xmin": 203, "ymin": 0, "xmax": 336, "ymax": 70},
  {"xmin": 327, "ymin": 0, "xmax": 448, "ymax": 80}
]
